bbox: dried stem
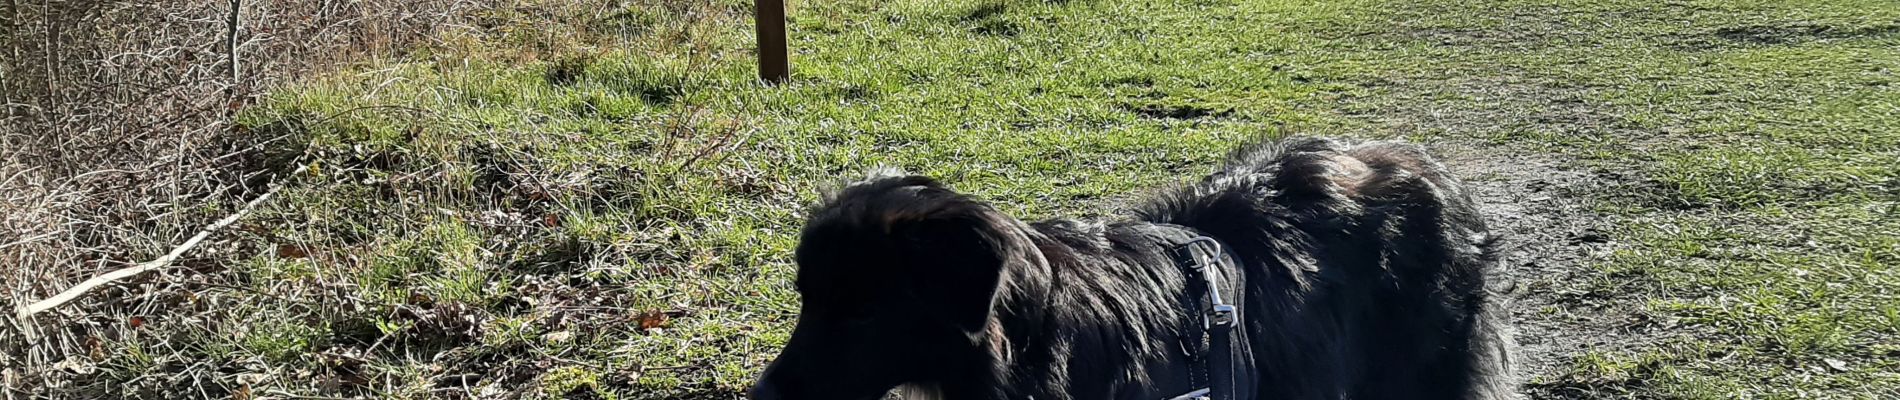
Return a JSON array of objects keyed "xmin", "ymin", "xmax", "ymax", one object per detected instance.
[
  {"xmin": 225, "ymin": 0, "xmax": 242, "ymax": 97},
  {"xmin": 14, "ymin": 164, "xmax": 301, "ymax": 319}
]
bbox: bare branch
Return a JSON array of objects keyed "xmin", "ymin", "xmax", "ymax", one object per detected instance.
[
  {"xmin": 14, "ymin": 167, "xmax": 294, "ymax": 319},
  {"xmin": 224, "ymin": 0, "xmax": 240, "ymax": 97}
]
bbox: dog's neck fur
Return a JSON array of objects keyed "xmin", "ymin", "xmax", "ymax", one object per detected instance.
[{"xmin": 939, "ymin": 219, "xmax": 1193, "ymax": 400}]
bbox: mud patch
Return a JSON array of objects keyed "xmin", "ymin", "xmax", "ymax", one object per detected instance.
[
  {"xmin": 1098, "ymin": 75, "xmax": 1157, "ymax": 89},
  {"xmin": 1370, "ymin": 5, "xmax": 1596, "ymax": 50},
  {"xmin": 1117, "ymin": 102, "xmax": 1234, "ymax": 120},
  {"xmin": 1715, "ymin": 23, "xmax": 1900, "ymax": 44},
  {"xmin": 1342, "ymin": 75, "xmax": 1641, "ymax": 144},
  {"xmin": 1675, "ymin": 23, "xmax": 1900, "ymax": 49},
  {"xmin": 1429, "ymin": 145, "xmax": 1657, "ymax": 389},
  {"xmin": 960, "ymin": 2, "xmax": 1009, "ymax": 22},
  {"xmin": 962, "ymin": 2, "xmax": 1022, "ymax": 37},
  {"xmin": 1338, "ymin": 63, "xmax": 1666, "ymax": 394}
]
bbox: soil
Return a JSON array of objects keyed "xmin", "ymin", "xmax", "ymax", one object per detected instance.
[{"xmin": 1434, "ymin": 144, "xmax": 1636, "ymax": 387}]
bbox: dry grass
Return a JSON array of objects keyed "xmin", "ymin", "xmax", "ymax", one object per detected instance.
[{"xmin": 0, "ymin": 0, "xmax": 671, "ymax": 396}]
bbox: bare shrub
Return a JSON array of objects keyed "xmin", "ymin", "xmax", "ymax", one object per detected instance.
[
  {"xmin": 1, "ymin": 0, "xmax": 751, "ymax": 395},
  {"xmin": 0, "ymin": 0, "xmax": 524, "ymax": 396}
]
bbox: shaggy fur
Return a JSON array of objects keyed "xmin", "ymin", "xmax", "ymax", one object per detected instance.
[{"xmin": 751, "ymin": 137, "xmax": 1515, "ymax": 400}]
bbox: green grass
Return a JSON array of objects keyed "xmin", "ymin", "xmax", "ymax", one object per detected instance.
[{"xmin": 61, "ymin": 0, "xmax": 1898, "ymax": 398}]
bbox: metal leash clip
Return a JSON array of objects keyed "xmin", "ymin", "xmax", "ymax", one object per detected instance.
[{"xmin": 1180, "ymin": 237, "xmax": 1235, "ymax": 329}]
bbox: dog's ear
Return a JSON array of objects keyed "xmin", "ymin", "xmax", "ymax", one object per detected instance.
[
  {"xmin": 806, "ymin": 172, "xmax": 1031, "ymax": 334},
  {"xmin": 887, "ymin": 202, "xmax": 1018, "ymax": 334}
]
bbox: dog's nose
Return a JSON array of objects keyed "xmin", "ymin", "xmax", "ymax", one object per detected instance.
[{"xmin": 749, "ymin": 381, "xmax": 779, "ymax": 400}]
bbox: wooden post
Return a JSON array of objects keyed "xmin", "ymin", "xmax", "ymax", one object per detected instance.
[{"xmin": 755, "ymin": 0, "xmax": 788, "ymax": 84}]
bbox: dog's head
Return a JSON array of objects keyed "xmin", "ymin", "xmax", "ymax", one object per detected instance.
[{"xmin": 751, "ymin": 171, "xmax": 1034, "ymax": 400}]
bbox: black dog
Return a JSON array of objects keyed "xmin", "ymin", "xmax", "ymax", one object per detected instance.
[{"xmin": 751, "ymin": 137, "xmax": 1515, "ymax": 400}]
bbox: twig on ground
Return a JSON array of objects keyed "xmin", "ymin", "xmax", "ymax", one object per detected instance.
[
  {"xmin": 0, "ymin": 232, "xmax": 59, "ymax": 251},
  {"xmin": 13, "ymin": 165, "xmax": 303, "ymax": 320}
]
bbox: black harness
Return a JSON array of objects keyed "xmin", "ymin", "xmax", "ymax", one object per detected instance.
[{"xmin": 1165, "ymin": 236, "xmax": 1242, "ymax": 400}]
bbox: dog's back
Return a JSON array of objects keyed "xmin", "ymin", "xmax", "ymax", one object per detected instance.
[
  {"xmin": 1136, "ymin": 137, "xmax": 1515, "ymax": 399},
  {"xmin": 753, "ymin": 136, "xmax": 1514, "ymax": 400}
]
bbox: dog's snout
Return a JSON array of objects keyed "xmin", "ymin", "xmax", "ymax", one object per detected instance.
[{"xmin": 748, "ymin": 380, "xmax": 779, "ymax": 400}]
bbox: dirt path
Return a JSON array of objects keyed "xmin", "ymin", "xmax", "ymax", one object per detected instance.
[
  {"xmin": 1337, "ymin": 68, "xmax": 1654, "ymax": 395},
  {"xmin": 1433, "ymin": 146, "xmax": 1623, "ymax": 385},
  {"xmin": 1361, "ymin": 64, "xmax": 1691, "ymax": 396}
]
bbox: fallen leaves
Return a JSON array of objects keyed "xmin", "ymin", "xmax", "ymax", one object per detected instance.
[
  {"xmin": 635, "ymin": 311, "xmax": 672, "ymax": 331},
  {"xmin": 275, "ymin": 244, "xmax": 309, "ymax": 259},
  {"xmin": 87, "ymin": 336, "xmax": 104, "ymax": 359},
  {"xmin": 634, "ymin": 310, "xmax": 690, "ymax": 334}
]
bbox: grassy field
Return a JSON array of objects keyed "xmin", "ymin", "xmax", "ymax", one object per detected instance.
[{"xmin": 10, "ymin": 0, "xmax": 1897, "ymax": 398}]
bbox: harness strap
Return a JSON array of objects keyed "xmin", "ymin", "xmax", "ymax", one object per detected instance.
[
  {"xmin": 1171, "ymin": 244, "xmax": 1213, "ymax": 393},
  {"xmin": 1167, "ymin": 236, "xmax": 1241, "ymax": 400},
  {"xmin": 1209, "ymin": 310, "xmax": 1239, "ymax": 400}
]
